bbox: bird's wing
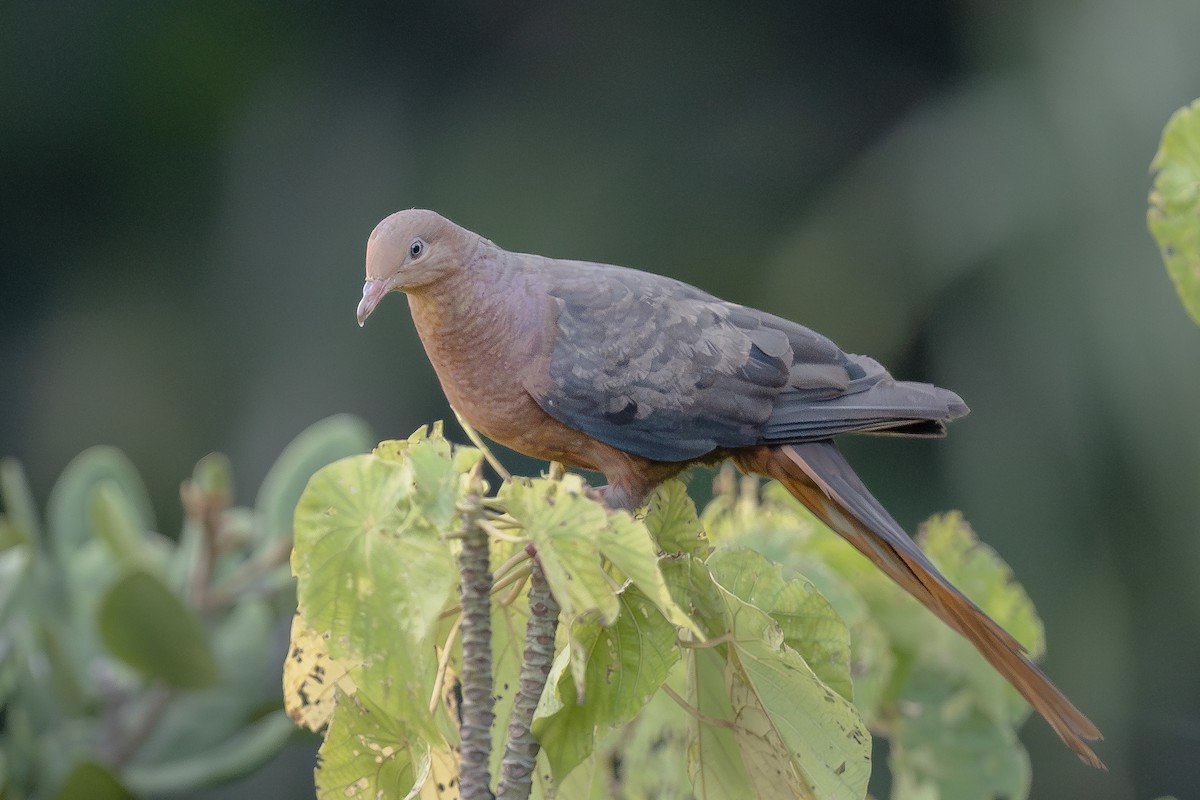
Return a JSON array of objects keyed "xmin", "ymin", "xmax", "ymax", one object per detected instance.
[{"xmin": 523, "ymin": 261, "xmax": 965, "ymax": 462}]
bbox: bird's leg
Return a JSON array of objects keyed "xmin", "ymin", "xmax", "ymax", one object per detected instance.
[{"xmin": 590, "ymin": 481, "xmax": 649, "ymax": 512}]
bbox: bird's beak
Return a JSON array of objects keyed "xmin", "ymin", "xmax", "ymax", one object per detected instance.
[{"xmin": 357, "ymin": 278, "xmax": 388, "ymax": 327}]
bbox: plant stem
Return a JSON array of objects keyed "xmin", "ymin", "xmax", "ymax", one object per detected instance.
[
  {"xmin": 457, "ymin": 488, "xmax": 496, "ymax": 800},
  {"xmin": 496, "ymin": 553, "xmax": 560, "ymax": 800}
]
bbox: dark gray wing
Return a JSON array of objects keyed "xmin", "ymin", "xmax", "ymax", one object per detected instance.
[{"xmin": 523, "ymin": 259, "xmax": 967, "ymax": 462}]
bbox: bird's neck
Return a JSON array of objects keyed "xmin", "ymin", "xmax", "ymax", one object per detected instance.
[{"xmin": 405, "ymin": 242, "xmax": 550, "ymax": 405}]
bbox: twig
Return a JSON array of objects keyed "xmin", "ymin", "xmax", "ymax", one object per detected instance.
[
  {"xmin": 496, "ymin": 554, "xmax": 560, "ymax": 800},
  {"xmin": 661, "ymin": 683, "xmax": 737, "ymax": 730},
  {"xmin": 493, "ymin": 566, "xmax": 532, "ymax": 605},
  {"xmin": 111, "ymin": 685, "xmax": 174, "ymax": 766},
  {"xmin": 429, "ymin": 614, "xmax": 465, "ymax": 715},
  {"xmin": 478, "ymin": 519, "xmax": 527, "ymax": 544},
  {"xmin": 457, "ymin": 486, "xmax": 495, "ymax": 800},
  {"xmin": 452, "ymin": 406, "xmax": 512, "ymax": 482},
  {"xmin": 181, "ymin": 480, "xmax": 223, "ymax": 609},
  {"xmin": 202, "ymin": 536, "xmax": 293, "ymax": 610}
]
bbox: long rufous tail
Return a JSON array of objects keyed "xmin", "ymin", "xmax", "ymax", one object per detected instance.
[{"xmin": 733, "ymin": 441, "xmax": 1104, "ymax": 769}]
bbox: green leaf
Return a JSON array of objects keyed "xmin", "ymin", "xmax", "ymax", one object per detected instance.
[
  {"xmin": 315, "ymin": 693, "xmax": 452, "ymax": 800},
  {"xmin": 668, "ymin": 556, "xmax": 871, "ymax": 800},
  {"xmin": 0, "ymin": 544, "xmax": 33, "ymax": 627},
  {"xmin": 707, "ymin": 546, "xmax": 853, "ymax": 702},
  {"xmin": 915, "ymin": 512, "xmax": 1044, "ymax": 725},
  {"xmin": 136, "ymin": 601, "xmax": 279, "ymax": 765},
  {"xmin": 97, "ymin": 568, "xmax": 218, "ymax": 688},
  {"xmin": 123, "ymin": 711, "xmax": 297, "ymax": 795},
  {"xmin": 292, "ymin": 453, "xmax": 456, "ymax": 735},
  {"xmin": 725, "ymin": 585, "xmax": 871, "ymax": 800},
  {"xmin": 689, "ymin": 644, "xmax": 755, "ymax": 798},
  {"xmin": 644, "ymin": 479, "xmax": 709, "ymax": 557},
  {"xmin": 193, "ymin": 452, "xmax": 234, "ymax": 505},
  {"xmin": 504, "ymin": 474, "xmax": 702, "ymax": 641},
  {"xmin": 48, "ymin": 446, "xmax": 155, "ymax": 561},
  {"xmin": 1, "ymin": 458, "xmax": 41, "ymax": 547},
  {"xmin": 533, "ymin": 585, "xmax": 680, "ymax": 780},
  {"xmin": 90, "ymin": 482, "xmax": 154, "ymax": 571},
  {"xmin": 1149, "ymin": 98, "xmax": 1200, "ymax": 326},
  {"xmin": 53, "ymin": 761, "xmax": 134, "ymax": 800},
  {"xmin": 256, "ymin": 413, "xmax": 374, "ymax": 542},
  {"xmin": 888, "ymin": 669, "xmax": 1030, "ymax": 800},
  {"xmin": 501, "ymin": 475, "xmax": 622, "ymax": 627},
  {"xmin": 375, "ymin": 423, "xmax": 481, "ymax": 529}
]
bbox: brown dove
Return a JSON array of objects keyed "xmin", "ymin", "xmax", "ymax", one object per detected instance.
[{"xmin": 355, "ymin": 209, "xmax": 1103, "ymax": 768}]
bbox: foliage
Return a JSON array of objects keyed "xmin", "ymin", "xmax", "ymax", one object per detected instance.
[
  {"xmin": 1150, "ymin": 98, "xmax": 1200, "ymax": 326},
  {"xmin": 289, "ymin": 425, "xmax": 1050, "ymax": 800},
  {"xmin": 0, "ymin": 414, "xmax": 374, "ymax": 799}
]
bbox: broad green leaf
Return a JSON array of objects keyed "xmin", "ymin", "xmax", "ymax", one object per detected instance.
[
  {"xmin": 645, "ymin": 479, "xmax": 709, "ymax": 557},
  {"xmin": 788, "ymin": 556, "xmax": 894, "ymax": 722},
  {"xmin": 293, "ymin": 453, "xmax": 456, "ymax": 735},
  {"xmin": 917, "ymin": 513, "xmax": 1043, "ymax": 657},
  {"xmin": 533, "ymin": 585, "xmax": 680, "ymax": 780},
  {"xmin": 375, "ymin": 424, "xmax": 482, "ymax": 529},
  {"xmin": 1, "ymin": 458, "xmax": 40, "ymax": 547},
  {"xmin": 666, "ymin": 555, "xmax": 871, "ymax": 800},
  {"xmin": 48, "ymin": 446, "xmax": 155, "ymax": 561},
  {"xmin": 90, "ymin": 483, "xmax": 154, "ymax": 571},
  {"xmin": 1149, "ymin": 99, "xmax": 1200, "ymax": 326},
  {"xmin": 708, "ymin": 546, "xmax": 853, "ymax": 702},
  {"xmin": 602, "ymin": 511, "xmax": 703, "ymax": 639},
  {"xmin": 53, "ymin": 761, "xmax": 134, "ymax": 800},
  {"xmin": 551, "ymin": 676, "xmax": 692, "ymax": 800},
  {"xmin": 256, "ymin": 413, "xmax": 374, "ymax": 541},
  {"xmin": 915, "ymin": 513, "xmax": 1043, "ymax": 725},
  {"xmin": 689, "ymin": 644, "xmax": 755, "ymax": 798},
  {"xmin": 888, "ymin": 669, "xmax": 1030, "ymax": 800},
  {"xmin": 135, "ymin": 600, "xmax": 283, "ymax": 766},
  {"xmin": 123, "ymin": 711, "xmax": 297, "ymax": 795},
  {"xmin": 97, "ymin": 568, "xmax": 218, "ymax": 688},
  {"xmin": 0, "ymin": 545, "xmax": 32, "ymax": 627},
  {"xmin": 501, "ymin": 475, "xmax": 621, "ymax": 627},
  {"xmin": 505, "ymin": 474, "xmax": 701, "ymax": 639},
  {"xmin": 315, "ymin": 692, "xmax": 454, "ymax": 800},
  {"xmin": 606, "ymin": 668, "xmax": 692, "ymax": 799},
  {"xmin": 720, "ymin": 585, "xmax": 871, "ymax": 800}
]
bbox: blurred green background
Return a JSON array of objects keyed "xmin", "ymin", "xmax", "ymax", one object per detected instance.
[{"xmin": 2, "ymin": 1, "xmax": 1198, "ymax": 798}]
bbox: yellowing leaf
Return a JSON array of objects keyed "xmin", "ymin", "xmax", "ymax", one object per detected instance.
[
  {"xmin": 293, "ymin": 452, "xmax": 457, "ymax": 736},
  {"xmin": 315, "ymin": 692, "xmax": 457, "ymax": 800},
  {"xmin": 283, "ymin": 614, "xmax": 359, "ymax": 732}
]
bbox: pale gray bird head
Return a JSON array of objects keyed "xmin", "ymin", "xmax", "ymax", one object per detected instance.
[{"xmin": 356, "ymin": 209, "xmax": 473, "ymax": 326}]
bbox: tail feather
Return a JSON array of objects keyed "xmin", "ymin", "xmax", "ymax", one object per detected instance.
[{"xmin": 732, "ymin": 441, "xmax": 1104, "ymax": 769}]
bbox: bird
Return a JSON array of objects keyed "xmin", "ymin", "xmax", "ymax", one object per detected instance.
[{"xmin": 355, "ymin": 208, "xmax": 1103, "ymax": 768}]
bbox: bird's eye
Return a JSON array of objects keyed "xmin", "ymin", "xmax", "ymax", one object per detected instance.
[{"xmin": 409, "ymin": 239, "xmax": 425, "ymax": 258}]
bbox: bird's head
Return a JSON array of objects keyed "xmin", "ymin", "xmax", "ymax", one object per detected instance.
[{"xmin": 356, "ymin": 209, "xmax": 472, "ymax": 326}]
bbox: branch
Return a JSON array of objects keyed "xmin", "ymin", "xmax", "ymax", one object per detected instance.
[
  {"xmin": 456, "ymin": 483, "xmax": 496, "ymax": 800},
  {"xmin": 452, "ymin": 406, "xmax": 512, "ymax": 482},
  {"xmin": 496, "ymin": 552, "xmax": 560, "ymax": 800}
]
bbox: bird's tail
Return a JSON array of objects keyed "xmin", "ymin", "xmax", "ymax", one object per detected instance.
[{"xmin": 732, "ymin": 441, "xmax": 1104, "ymax": 769}]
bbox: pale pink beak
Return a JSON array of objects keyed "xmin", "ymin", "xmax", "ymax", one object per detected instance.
[{"xmin": 357, "ymin": 279, "xmax": 387, "ymax": 327}]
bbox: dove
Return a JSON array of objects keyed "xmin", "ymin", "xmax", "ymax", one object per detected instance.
[{"xmin": 356, "ymin": 209, "xmax": 1103, "ymax": 767}]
